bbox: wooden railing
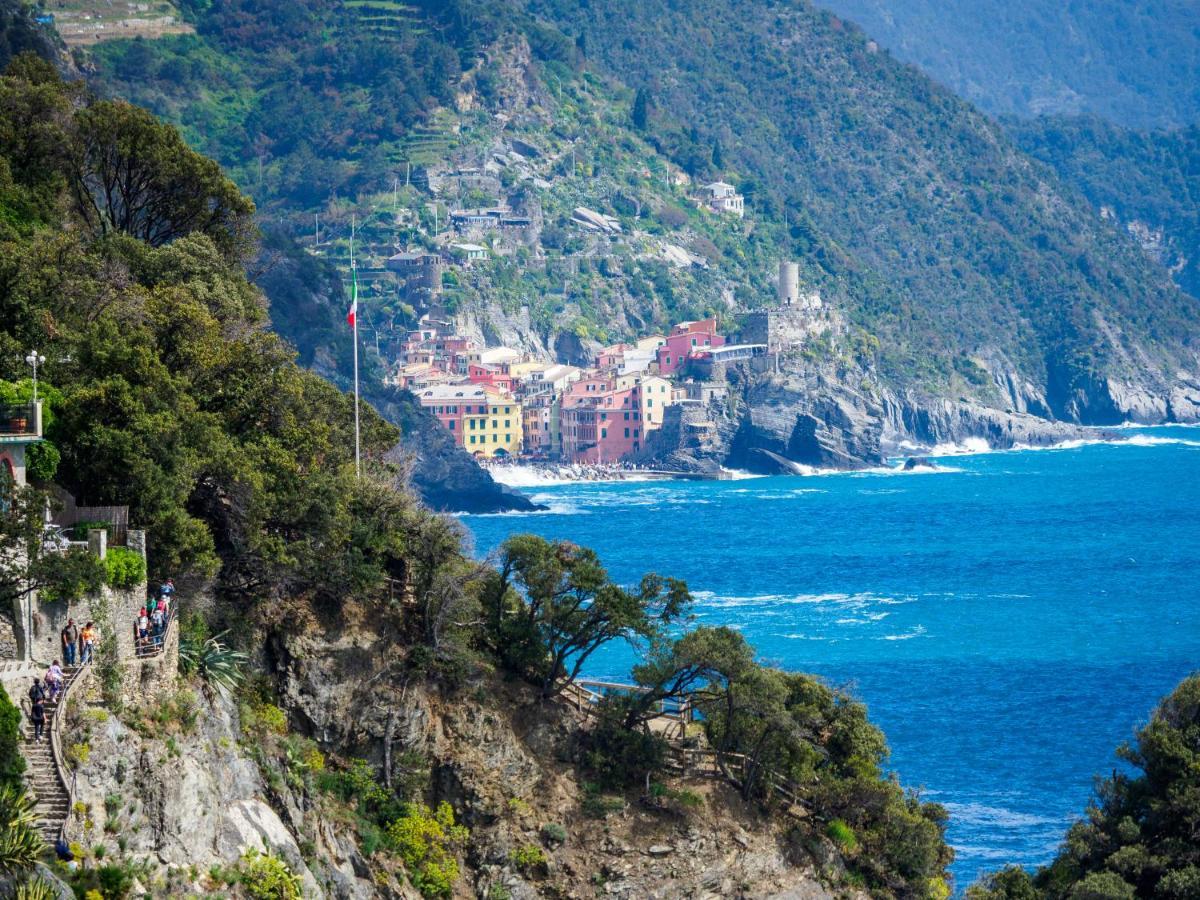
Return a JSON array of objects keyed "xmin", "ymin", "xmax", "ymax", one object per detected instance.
[
  {"xmin": 50, "ymin": 661, "xmax": 94, "ymax": 843},
  {"xmin": 134, "ymin": 607, "xmax": 175, "ymax": 659},
  {"xmin": 556, "ymin": 676, "xmax": 813, "ymax": 820}
]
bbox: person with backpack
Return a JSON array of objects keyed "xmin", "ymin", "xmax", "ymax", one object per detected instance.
[
  {"xmin": 61, "ymin": 619, "xmax": 79, "ymax": 666},
  {"xmin": 44, "ymin": 661, "xmax": 64, "ymax": 703},
  {"xmin": 29, "ymin": 695, "xmax": 45, "ymax": 743},
  {"xmin": 150, "ymin": 605, "xmax": 165, "ymax": 646},
  {"xmin": 27, "ymin": 677, "xmax": 44, "ymax": 706}
]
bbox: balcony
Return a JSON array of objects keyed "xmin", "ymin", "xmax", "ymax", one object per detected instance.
[{"xmin": 0, "ymin": 403, "xmax": 41, "ymax": 442}]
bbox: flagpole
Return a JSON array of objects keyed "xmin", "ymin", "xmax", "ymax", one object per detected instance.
[{"xmin": 351, "ymin": 218, "xmax": 361, "ymax": 478}]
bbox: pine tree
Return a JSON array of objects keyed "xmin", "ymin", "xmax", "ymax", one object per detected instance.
[{"xmin": 632, "ymin": 87, "xmax": 652, "ymax": 131}]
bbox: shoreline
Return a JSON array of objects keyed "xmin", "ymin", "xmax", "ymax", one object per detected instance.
[{"xmin": 483, "ymin": 425, "xmax": 1200, "ymax": 487}]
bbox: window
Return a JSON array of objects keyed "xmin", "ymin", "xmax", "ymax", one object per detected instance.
[
  {"xmin": 504, "ymin": 420, "xmax": 510, "ymax": 428},
  {"xmin": 505, "ymin": 406, "xmax": 511, "ymax": 414},
  {"xmin": 601, "ymin": 428, "xmax": 607, "ymax": 439},
  {"xmin": 600, "ymin": 412, "xmax": 607, "ymax": 421},
  {"xmin": 469, "ymin": 436, "xmax": 476, "ymax": 444},
  {"xmin": 492, "ymin": 420, "xmax": 498, "ymax": 429},
  {"xmin": 634, "ymin": 429, "xmax": 639, "ymax": 438},
  {"xmin": 492, "ymin": 434, "xmax": 497, "ymax": 443},
  {"xmin": 647, "ymin": 399, "xmax": 653, "ymax": 407},
  {"xmin": 448, "ymin": 421, "xmax": 455, "ymax": 430},
  {"xmin": 505, "ymin": 434, "xmax": 511, "ymax": 442},
  {"xmin": 691, "ymin": 338, "xmax": 697, "ymax": 346}
]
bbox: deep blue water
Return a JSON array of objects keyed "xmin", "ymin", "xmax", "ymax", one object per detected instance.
[{"xmin": 461, "ymin": 429, "xmax": 1200, "ymax": 890}]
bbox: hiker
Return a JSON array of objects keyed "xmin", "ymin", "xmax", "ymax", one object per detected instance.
[
  {"xmin": 45, "ymin": 660, "xmax": 64, "ymax": 702},
  {"xmin": 136, "ymin": 610, "xmax": 149, "ymax": 648},
  {"xmin": 160, "ymin": 578, "xmax": 175, "ymax": 599},
  {"xmin": 80, "ymin": 621, "xmax": 96, "ymax": 664},
  {"xmin": 150, "ymin": 605, "xmax": 165, "ymax": 646},
  {"xmin": 27, "ymin": 677, "xmax": 44, "ymax": 706},
  {"xmin": 29, "ymin": 695, "xmax": 45, "ymax": 743},
  {"xmin": 61, "ymin": 618, "xmax": 79, "ymax": 666}
]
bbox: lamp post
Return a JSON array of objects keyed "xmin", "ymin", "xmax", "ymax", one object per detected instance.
[{"xmin": 24, "ymin": 350, "xmax": 45, "ymax": 405}]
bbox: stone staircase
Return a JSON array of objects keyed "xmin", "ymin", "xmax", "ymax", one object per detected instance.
[{"xmin": 23, "ymin": 663, "xmax": 87, "ymax": 842}]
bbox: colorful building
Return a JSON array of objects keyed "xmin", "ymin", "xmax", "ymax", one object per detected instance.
[
  {"xmin": 656, "ymin": 319, "xmax": 726, "ymax": 376},
  {"xmin": 415, "ymin": 384, "xmax": 522, "ymax": 459}
]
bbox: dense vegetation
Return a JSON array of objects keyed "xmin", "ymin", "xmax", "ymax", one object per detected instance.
[
  {"xmin": 815, "ymin": 0, "xmax": 1200, "ymax": 129},
  {"xmin": 78, "ymin": 0, "xmax": 1200, "ymax": 417},
  {"xmin": 968, "ymin": 674, "xmax": 1200, "ymax": 900},
  {"xmin": 0, "ymin": 55, "xmax": 449, "ymax": 602},
  {"xmin": 1010, "ymin": 117, "xmax": 1200, "ymax": 298},
  {"xmin": 524, "ymin": 0, "xmax": 1198, "ymax": 396}
]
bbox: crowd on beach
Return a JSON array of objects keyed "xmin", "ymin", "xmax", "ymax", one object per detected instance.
[{"xmin": 25, "ymin": 578, "xmax": 176, "ymax": 743}]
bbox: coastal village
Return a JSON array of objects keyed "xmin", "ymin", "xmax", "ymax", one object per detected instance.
[{"xmin": 389, "ymin": 260, "xmax": 834, "ymax": 465}]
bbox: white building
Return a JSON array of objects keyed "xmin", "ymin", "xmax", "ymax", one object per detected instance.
[{"xmin": 699, "ymin": 181, "xmax": 745, "ymax": 218}]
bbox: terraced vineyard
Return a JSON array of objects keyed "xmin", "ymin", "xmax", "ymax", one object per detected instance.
[{"xmin": 36, "ymin": 0, "xmax": 191, "ymax": 45}]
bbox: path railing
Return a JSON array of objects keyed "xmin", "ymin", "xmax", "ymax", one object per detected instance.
[
  {"xmin": 556, "ymin": 676, "xmax": 813, "ymax": 820},
  {"xmin": 134, "ymin": 606, "xmax": 175, "ymax": 659},
  {"xmin": 49, "ymin": 661, "xmax": 93, "ymax": 843}
]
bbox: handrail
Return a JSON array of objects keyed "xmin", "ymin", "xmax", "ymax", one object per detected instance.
[
  {"xmin": 555, "ymin": 676, "xmax": 811, "ymax": 820},
  {"xmin": 49, "ymin": 661, "xmax": 94, "ymax": 844},
  {"xmin": 134, "ymin": 606, "xmax": 175, "ymax": 659}
]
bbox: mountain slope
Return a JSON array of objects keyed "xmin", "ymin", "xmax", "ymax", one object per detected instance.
[
  {"xmin": 523, "ymin": 0, "xmax": 1200, "ymax": 421},
  {"xmin": 1009, "ymin": 117, "xmax": 1200, "ymax": 300},
  {"xmin": 78, "ymin": 0, "xmax": 1200, "ymax": 428},
  {"xmin": 813, "ymin": 0, "xmax": 1200, "ymax": 128}
]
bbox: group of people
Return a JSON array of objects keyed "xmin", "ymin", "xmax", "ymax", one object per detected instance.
[
  {"xmin": 135, "ymin": 578, "xmax": 174, "ymax": 653},
  {"xmin": 59, "ymin": 618, "xmax": 98, "ymax": 667},
  {"xmin": 27, "ymin": 657, "xmax": 70, "ymax": 743}
]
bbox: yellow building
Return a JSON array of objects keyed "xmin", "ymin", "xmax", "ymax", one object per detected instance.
[
  {"xmin": 614, "ymin": 373, "xmax": 674, "ymax": 431},
  {"xmin": 462, "ymin": 387, "xmax": 523, "ymax": 458}
]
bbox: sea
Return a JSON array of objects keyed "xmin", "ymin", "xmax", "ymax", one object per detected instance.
[{"xmin": 460, "ymin": 427, "xmax": 1200, "ymax": 890}]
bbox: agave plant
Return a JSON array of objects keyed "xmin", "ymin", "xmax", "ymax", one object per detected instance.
[
  {"xmin": 0, "ymin": 786, "xmax": 43, "ymax": 875},
  {"xmin": 15, "ymin": 878, "xmax": 57, "ymax": 900},
  {"xmin": 179, "ymin": 631, "xmax": 249, "ymax": 697}
]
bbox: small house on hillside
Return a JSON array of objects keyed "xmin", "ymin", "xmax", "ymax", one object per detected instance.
[{"xmin": 698, "ymin": 181, "xmax": 745, "ymax": 218}]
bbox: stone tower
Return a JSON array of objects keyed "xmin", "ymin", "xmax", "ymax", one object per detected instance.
[{"xmin": 777, "ymin": 261, "xmax": 800, "ymax": 306}]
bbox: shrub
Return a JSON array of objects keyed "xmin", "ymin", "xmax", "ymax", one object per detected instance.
[
  {"xmin": 66, "ymin": 741, "xmax": 90, "ymax": 768},
  {"xmin": 826, "ymin": 819, "xmax": 858, "ymax": 852},
  {"xmin": 508, "ymin": 843, "xmax": 548, "ymax": 874},
  {"xmin": 24, "ymin": 441, "xmax": 59, "ymax": 483},
  {"xmin": 0, "ymin": 685, "xmax": 26, "ymax": 790},
  {"xmin": 70, "ymin": 520, "xmax": 111, "ymax": 541},
  {"xmin": 240, "ymin": 848, "xmax": 302, "ymax": 900},
  {"xmin": 103, "ymin": 547, "xmax": 145, "ymax": 589},
  {"xmin": 540, "ymin": 822, "xmax": 567, "ymax": 845},
  {"xmin": 579, "ymin": 717, "xmax": 666, "ymax": 790},
  {"xmin": 385, "ymin": 802, "xmax": 468, "ymax": 899}
]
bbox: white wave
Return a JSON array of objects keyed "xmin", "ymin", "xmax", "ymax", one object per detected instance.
[
  {"xmin": 1010, "ymin": 433, "xmax": 1200, "ymax": 453},
  {"xmin": 930, "ymin": 437, "xmax": 991, "ymax": 456},
  {"xmin": 857, "ymin": 463, "xmax": 965, "ymax": 475},
  {"xmin": 692, "ymin": 590, "xmax": 910, "ymax": 611},
  {"xmin": 720, "ymin": 467, "xmax": 767, "ymax": 480},
  {"xmin": 876, "ymin": 625, "xmax": 928, "ymax": 641},
  {"xmin": 486, "ymin": 465, "xmax": 661, "ymax": 486},
  {"xmin": 942, "ymin": 801, "xmax": 1073, "ymax": 829},
  {"xmin": 776, "ymin": 632, "xmax": 830, "ymax": 641}
]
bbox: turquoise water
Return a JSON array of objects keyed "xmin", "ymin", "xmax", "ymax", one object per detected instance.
[{"xmin": 461, "ymin": 429, "xmax": 1200, "ymax": 889}]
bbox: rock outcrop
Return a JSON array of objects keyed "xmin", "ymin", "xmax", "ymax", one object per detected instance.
[{"xmin": 266, "ymin": 602, "xmax": 850, "ymax": 900}]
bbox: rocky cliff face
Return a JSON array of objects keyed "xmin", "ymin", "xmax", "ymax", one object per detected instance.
[
  {"xmin": 642, "ymin": 358, "xmax": 1106, "ymax": 475},
  {"xmin": 62, "ymin": 690, "xmax": 369, "ymax": 898},
  {"xmin": 266, "ymin": 601, "xmax": 850, "ymax": 900},
  {"xmin": 366, "ymin": 384, "xmax": 540, "ymax": 514}
]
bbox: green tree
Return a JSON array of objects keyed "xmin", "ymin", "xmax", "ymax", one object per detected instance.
[
  {"xmin": 485, "ymin": 535, "xmax": 691, "ymax": 698},
  {"xmin": 0, "ymin": 684, "xmax": 24, "ymax": 791},
  {"xmin": 68, "ymin": 100, "xmax": 256, "ymax": 261},
  {"xmin": 632, "ymin": 87, "xmax": 652, "ymax": 131}
]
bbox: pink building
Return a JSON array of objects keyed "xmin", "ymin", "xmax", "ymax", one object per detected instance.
[
  {"xmin": 560, "ymin": 378, "xmax": 646, "ymax": 462},
  {"xmin": 468, "ymin": 364, "xmax": 515, "ymax": 393},
  {"xmin": 655, "ymin": 319, "xmax": 726, "ymax": 376}
]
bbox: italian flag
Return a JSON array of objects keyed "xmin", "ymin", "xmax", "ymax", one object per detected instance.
[{"xmin": 346, "ymin": 267, "xmax": 358, "ymax": 327}]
